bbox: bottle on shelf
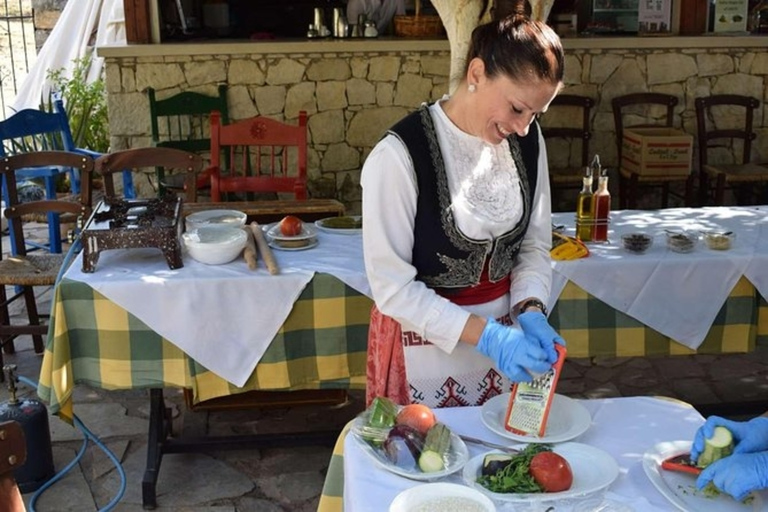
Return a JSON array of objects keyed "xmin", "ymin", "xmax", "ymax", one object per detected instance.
[
  {"xmin": 591, "ymin": 155, "xmax": 610, "ymax": 242},
  {"xmin": 575, "ymin": 167, "xmax": 594, "ymax": 242}
]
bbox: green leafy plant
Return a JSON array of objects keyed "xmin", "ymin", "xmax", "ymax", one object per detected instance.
[{"xmin": 45, "ymin": 54, "xmax": 109, "ymax": 153}]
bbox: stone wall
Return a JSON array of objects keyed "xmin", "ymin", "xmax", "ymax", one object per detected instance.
[{"xmin": 102, "ymin": 42, "xmax": 768, "ymax": 214}]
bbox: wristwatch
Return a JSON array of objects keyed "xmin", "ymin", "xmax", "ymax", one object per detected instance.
[{"xmin": 520, "ymin": 298, "xmax": 547, "ymax": 316}]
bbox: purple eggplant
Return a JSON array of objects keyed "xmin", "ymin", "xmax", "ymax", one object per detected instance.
[{"xmin": 383, "ymin": 424, "xmax": 425, "ymax": 469}]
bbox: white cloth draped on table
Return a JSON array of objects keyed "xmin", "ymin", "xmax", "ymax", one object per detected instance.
[
  {"xmin": 63, "ymin": 229, "xmax": 370, "ymax": 387},
  {"xmin": 550, "ymin": 207, "xmax": 765, "ymax": 350}
]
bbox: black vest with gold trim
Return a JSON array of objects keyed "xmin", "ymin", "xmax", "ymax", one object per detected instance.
[{"xmin": 387, "ymin": 104, "xmax": 539, "ymax": 293}]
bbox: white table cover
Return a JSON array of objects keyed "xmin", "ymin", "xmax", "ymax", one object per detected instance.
[
  {"xmin": 343, "ymin": 396, "xmax": 709, "ymax": 511},
  {"xmin": 63, "ymin": 228, "xmax": 370, "ymax": 387},
  {"xmin": 551, "ymin": 206, "xmax": 767, "ymax": 350}
]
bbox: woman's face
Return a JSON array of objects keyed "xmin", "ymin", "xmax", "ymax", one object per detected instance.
[{"xmin": 470, "ymin": 64, "xmax": 560, "ymax": 144}]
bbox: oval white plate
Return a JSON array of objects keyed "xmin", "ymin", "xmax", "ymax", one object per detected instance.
[
  {"xmin": 390, "ymin": 482, "xmax": 495, "ymax": 512},
  {"xmin": 463, "ymin": 443, "xmax": 619, "ymax": 503},
  {"xmin": 481, "ymin": 393, "xmax": 591, "ymax": 443},
  {"xmin": 349, "ymin": 416, "xmax": 469, "ymax": 482},
  {"xmin": 314, "ymin": 215, "xmax": 362, "ymax": 234},
  {"xmin": 643, "ymin": 440, "xmax": 766, "ymax": 511},
  {"xmin": 264, "ymin": 221, "xmax": 318, "ymax": 241}
]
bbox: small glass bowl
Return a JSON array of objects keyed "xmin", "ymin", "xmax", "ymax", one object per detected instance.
[
  {"xmin": 665, "ymin": 231, "xmax": 698, "ymax": 253},
  {"xmin": 621, "ymin": 233, "xmax": 653, "ymax": 254},
  {"xmin": 702, "ymin": 231, "xmax": 735, "ymax": 251}
]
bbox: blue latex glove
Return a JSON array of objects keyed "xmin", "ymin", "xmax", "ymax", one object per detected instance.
[
  {"xmin": 517, "ymin": 311, "xmax": 566, "ymax": 364},
  {"xmin": 476, "ymin": 318, "xmax": 551, "ymax": 382},
  {"xmin": 696, "ymin": 451, "xmax": 768, "ymax": 502},
  {"xmin": 691, "ymin": 416, "xmax": 768, "ymax": 462}
]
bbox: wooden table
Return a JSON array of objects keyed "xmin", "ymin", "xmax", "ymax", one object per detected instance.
[{"xmin": 183, "ymin": 198, "xmax": 346, "ymax": 224}]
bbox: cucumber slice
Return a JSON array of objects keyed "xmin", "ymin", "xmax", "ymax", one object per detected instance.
[{"xmin": 697, "ymin": 426, "xmax": 734, "ymax": 468}]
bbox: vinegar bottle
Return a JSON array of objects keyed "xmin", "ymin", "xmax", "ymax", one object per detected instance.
[
  {"xmin": 575, "ymin": 170, "xmax": 593, "ymax": 242},
  {"xmin": 592, "ymin": 174, "xmax": 610, "ymax": 242}
]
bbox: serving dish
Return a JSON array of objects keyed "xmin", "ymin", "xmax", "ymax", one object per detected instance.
[
  {"xmin": 481, "ymin": 393, "xmax": 591, "ymax": 443},
  {"xmin": 185, "ymin": 209, "xmax": 246, "ymax": 231},
  {"xmin": 665, "ymin": 230, "xmax": 698, "ymax": 253},
  {"xmin": 702, "ymin": 231, "xmax": 736, "ymax": 250},
  {"xmin": 182, "ymin": 226, "xmax": 247, "ymax": 265},
  {"xmin": 267, "ymin": 238, "xmax": 319, "ymax": 251},
  {"xmin": 389, "ymin": 482, "xmax": 495, "ymax": 512},
  {"xmin": 621, "ymin": 232, "xmax": 653, "ymax": 254},
  {"xmin": 462, "ymin": 443, "xmax": 619, "ymax": 505},
  {"xmin": 264, "ymin": 221, "xmax": 318, "ymax": 241},
  {"xmin": 314, "ymin": 215, "xmax": 362, "ymax": 234},
  {"xmin": 643, "ymin": 440, "xmax": 766, "ymax": 511},
  {"xmin": 349, "ymin": 414, "xmax": 469, "ymax": 481}
]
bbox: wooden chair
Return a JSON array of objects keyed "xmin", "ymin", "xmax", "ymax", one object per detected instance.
[
  {"xmin": 0, "ymin": 421, "xmax": 26, "ymax": 512},
  {"xmin": 612, "ymin": 92, "xmax": 695, "ymax": 209},
  {"xmin": 541, "ymin": 94, "xmax": 594, "ymax": 211},
  {"xmin": 695, "ymin": 94, "xmax": 768, "ymax": 206},
  {"xmin": 0, "ymin": 152, "xmax": 92, "ymax": 362},
  {"xmin": 208, "ymin": 111, "xmax": 308, "ymax": 202},
  {"xmin": 93, "ymin": 147, "xmax": 205, "ymax": 203},
  {"xmin": 147, "ymin": 85, "xmax": 229, "ymax": 196}
]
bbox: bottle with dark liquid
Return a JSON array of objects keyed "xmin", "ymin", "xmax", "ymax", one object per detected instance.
[
  {"xmin": 592, "ymin": 173, "xmax": 610, "ymax": 242},
  {"xmin": 575, "ymin": 169, "xmax": 593, "ymax": 242}
]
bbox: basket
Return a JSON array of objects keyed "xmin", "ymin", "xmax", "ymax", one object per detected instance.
[{"xmin": 393, "ymin": 14, "xmax": 445, "ymax": 37}]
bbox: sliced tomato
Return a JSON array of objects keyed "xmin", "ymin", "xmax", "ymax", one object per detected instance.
[{"xmin": 529, "ymin": 451, "xmax": 573, "ymax": 492}]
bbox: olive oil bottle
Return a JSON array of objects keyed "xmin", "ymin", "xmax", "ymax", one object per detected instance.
[{"xmin": 575, "ymin": 169, "xmax": 594, "ymax": 242}]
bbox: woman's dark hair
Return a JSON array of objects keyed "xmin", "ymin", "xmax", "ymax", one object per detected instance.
[{"xmin": 464, "ymin": 10, "xmax": 564, "ymax": 86}]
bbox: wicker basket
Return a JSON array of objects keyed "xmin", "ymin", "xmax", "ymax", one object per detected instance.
[{"xmin": 393, "ymin": 14, "xmax": 445, "ymax": 37}]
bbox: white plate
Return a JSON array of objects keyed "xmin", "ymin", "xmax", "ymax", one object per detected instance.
[
  {"xmin": 462, "ymin": 443, "xmax": 619, "ymax": 503},
  {"xmin": 349, "ymin": 416, "xmax": 469, "ymax": 481},
  {"xmin": 314, "ymin": 215, "xmax": 362, "ymax": 234},
  {"xmin": 264, "ymin": 221, "xmax": 318, "ymax": 241},
  {"xmin": 481, "ymin": 393, "xmax": 591, "ymax": 443},
  {"xmin": 267, "ymin": 238, "xmax": 319, "ymax": 251},
  {"xmin": 643, "ymin": 440, "xmax": 767, "ymax": 511},
  {"xmin": 389, "ymin": 482, "xmax": 495, "ymax": 512}
]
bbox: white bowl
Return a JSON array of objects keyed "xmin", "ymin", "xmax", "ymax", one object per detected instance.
[
  {"xmin": 182, "ymin": 226, "xmax": 247, "ymax": 265},
  {"xmin": 185, "ymin": 209, "xmax": 247, "ymax": 232},
  {"xmin": 389, "ymin": 482, "xmax": 495, "ymax": 512}
]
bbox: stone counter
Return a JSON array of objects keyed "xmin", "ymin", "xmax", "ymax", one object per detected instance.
[{"xmin": 99, "ymin": 37, "xmax": 768, "ymax": 213}]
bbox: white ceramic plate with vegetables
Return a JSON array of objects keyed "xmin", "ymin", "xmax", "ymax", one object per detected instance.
[
  {"xmin": 349, "ymin": 415, "xmax": 470, "ymax": 481},
  {"xmin": 643, "ymin": 440, "xmax": 766, "ymax": 511},
  {"xmin": 481, "ymin": 393, "xmax": 591, "ymax": 443},
  {"xmin": 463, "ymin": 443, "xmax": 619, "ymax": 504}
]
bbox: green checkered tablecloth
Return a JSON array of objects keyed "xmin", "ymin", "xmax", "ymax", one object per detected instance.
[
  {"xmin": 38, "ymin": 272, "xmax": 766, "ymax": 424},
  {"xmin": 37, "ymin": 273, "xmax": 372, "ymax": 422}
]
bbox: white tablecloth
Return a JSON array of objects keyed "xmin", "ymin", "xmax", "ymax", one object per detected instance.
[
  {"xmin": 551, "ymin": 206, "xmax": 768, "ymax": 350},
  {"xmin": 63, "ymin": 228, "xmax": 370, "ymax": 387},
  {"xmin": 342, "ymin": 396, "xmax": 712, "ymax": 511}
]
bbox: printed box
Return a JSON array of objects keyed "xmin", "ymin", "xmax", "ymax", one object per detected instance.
[{"xmin": 621, "ymin": 127, "xmax": 693, "ymax": 176}]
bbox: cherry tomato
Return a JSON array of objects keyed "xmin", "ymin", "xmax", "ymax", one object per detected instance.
[
  {"xmin": 279, "ymin": 215, "xmax": 303, "ymax": 236},
  {"xmin": 529, "ymin": 451, "xmax": 573, "ymax": 492},
  {"xmin": 395, "ymin": 404, "xmax": 436, "ymax": 436}
]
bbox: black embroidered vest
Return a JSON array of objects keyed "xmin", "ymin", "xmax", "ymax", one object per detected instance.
[{"xmin": 388, "ymin": 104, "xmax": 539, "ymax": 291}]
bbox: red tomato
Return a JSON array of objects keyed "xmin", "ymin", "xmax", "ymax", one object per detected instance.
[
  {"xmin": 395, "ymin": 404, "xmax": 436, "ymax": 436},
  {"xmin": 279, "ymin": 215, "xmax": 303, "ymax": 236},
  {"xmin": 529, "ymin": 451, "xmax": 573, "ymax": 492}
]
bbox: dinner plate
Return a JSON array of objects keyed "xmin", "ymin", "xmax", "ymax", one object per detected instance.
[
  {"xmin": 481, "ymin": 393, "xmax": 591, "ymax": 443},
  {"xmin": 267, "ymin": 238, "xmax": 319, "ymax": 251},
  {"xmin": 462, "ymin": 443, "xmax": 619, "ymax": 504},
  {"xmin": 314, "ymin": 215, "xmax": 362, "ymax": 234},
  {"xmin": 264, "ymin": 221, "xmax": 318, "ymax": 241},
  {"xmin": 349, "ymin": 415, "xmax": 469, "ymax": 481},
  {"xmin": 643, "ymin": 440, "xmax": 766, "ymax": 511}
]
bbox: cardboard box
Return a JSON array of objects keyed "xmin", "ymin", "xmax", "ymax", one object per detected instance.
[{"xmin": 621, "ymin": 127, "xmax": 693, "ymax": 176}]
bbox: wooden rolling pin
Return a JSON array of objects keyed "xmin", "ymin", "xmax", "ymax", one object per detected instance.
[
  {"xmin": 242, "ymin": 226, "xmax": 258, "ymax": 270},
  {"xmin": 250, "ymin": 221, "xmax": 279, "ymax": 275}
]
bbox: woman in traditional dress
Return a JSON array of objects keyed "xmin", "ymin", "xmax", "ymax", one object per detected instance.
[{"xmin": 361, "ymin": 8, "xmax": 566, "ymax": 408}]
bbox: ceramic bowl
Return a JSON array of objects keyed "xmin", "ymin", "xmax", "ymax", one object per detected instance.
[
  {"xmin": 621, "ymin": 233, "xmax": 653, "ymax": 254},
  {"xmin": 389, "ymin": 482, "xmax": 495, "ymax": 512},
  {"xmin": 185, "ymin": 209, "xmax": 247, "ymax": 232},
  {"xmin": 182, "ymin": 226, "xmax": 247, "ymax": 265}
]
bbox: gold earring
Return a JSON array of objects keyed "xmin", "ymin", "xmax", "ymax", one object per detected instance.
[{"xmin": 468, "ymin": 84, "xmax": 476, "ymax": 93}]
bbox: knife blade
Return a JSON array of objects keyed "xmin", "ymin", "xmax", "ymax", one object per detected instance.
[{"xmin": 458, "ymin": 434, "xmax": 520, "ymax": 453}]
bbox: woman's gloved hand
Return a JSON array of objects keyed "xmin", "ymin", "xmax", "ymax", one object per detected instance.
[
  {"xmin": 517, "ymin": 311, "xmax": 566, "ymax": 364},
  {"xmin": 691, "ymin": 416, "xmax": 768, "ymax": 462},
  {"xmin": 476, "ymin": 318, "xmax": 551, "ymax": 382},
  {"xmin": 696, "ymin": 451, "xmax": 768, "ymax": 502}
]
